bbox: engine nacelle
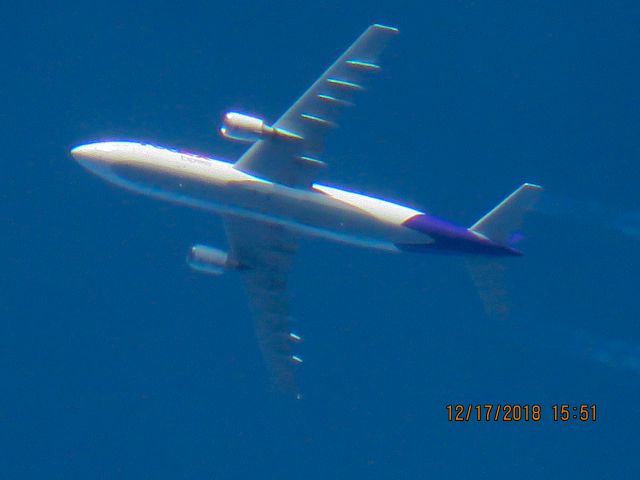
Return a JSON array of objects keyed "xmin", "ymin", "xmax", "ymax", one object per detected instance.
[
  {"xmin": 187, "ymin": 244, "xmax": 230, "ymax": 276},
  {"xmin": 220, "ymin": 112, "xmax": 271, "ymax": 143},
  {"xmin": 220, "ymin": 111, "xmax": 302, "ymax": 143}
]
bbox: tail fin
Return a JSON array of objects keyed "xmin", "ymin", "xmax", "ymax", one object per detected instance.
[{"xmin": 470, "ymin": 183, "xmax": 543, "ymax": 245}]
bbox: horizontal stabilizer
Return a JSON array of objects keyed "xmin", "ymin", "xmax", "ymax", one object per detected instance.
[{"xmin": 470, "ymin": 183, "xmax": 543, "ymax": 245}]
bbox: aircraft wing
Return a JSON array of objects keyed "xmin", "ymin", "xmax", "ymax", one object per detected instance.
[
  {"xmin": 223, "ymin": 215, "xmax": 302, "ymax": 396},
  {"xmin": 234, "ymin": 24, "xmax": 399, "ymax": 188}
]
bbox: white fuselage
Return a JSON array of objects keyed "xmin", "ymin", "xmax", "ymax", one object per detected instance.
[{"xmin": 72, "ymin": 142, "xmax": 432, "ymax": 250}]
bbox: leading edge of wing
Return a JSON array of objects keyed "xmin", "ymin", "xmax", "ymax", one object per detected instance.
[{"xmin": 234, "ymin": 24, "xmax": 399, "ymax": 188}]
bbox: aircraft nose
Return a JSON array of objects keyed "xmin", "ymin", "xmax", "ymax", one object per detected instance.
[
  {"xmin": 71, "ymin": 143, "xmax": 116, "ymax": 176},
  {"xmin": 71, "ymin": 144, "xmax": 102, "ymax": 161}
]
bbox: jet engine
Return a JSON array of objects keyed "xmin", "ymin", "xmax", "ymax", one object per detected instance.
[
  {"xmin": 187, "ymin": 244, "xmax": 232, "ymax": 276},
  {"xmin": 220, "ymin": 112, "xmax": 302, "ymax": 143}
]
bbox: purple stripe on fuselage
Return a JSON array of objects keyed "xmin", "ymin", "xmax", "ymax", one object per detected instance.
[{"xmin": 398, "ymin": 214, "xmax": 522, "ymax": 256}]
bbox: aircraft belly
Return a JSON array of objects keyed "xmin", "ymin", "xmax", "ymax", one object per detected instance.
[
  {"xmin": 226, "ymin": 182, "xmax": 421, "ymax": 249},
  {"xmin": 110, "ymin": 162, "xmax": 425, "ymax": 250}
]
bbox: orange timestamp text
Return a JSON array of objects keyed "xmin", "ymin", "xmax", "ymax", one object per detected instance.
[{"xmin": 446, "ymin": 404, "xmax": 597, "ymax": 422}]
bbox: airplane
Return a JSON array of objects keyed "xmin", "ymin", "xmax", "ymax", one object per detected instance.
[{"xmin": 71, "ymin": 24, "xmax": 542, "ymax": 397}]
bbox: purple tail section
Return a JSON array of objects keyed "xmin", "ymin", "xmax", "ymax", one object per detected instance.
[
  {"xmin": 397, "ymin": 214, "xmax": 522, "ymax": 256},
  {"xmin": 397, "ymin": 183, "xmax": 542, "ymax": 256}
]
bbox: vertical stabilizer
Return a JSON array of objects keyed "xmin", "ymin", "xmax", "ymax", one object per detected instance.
[{"xmin": 470, "ymin": 183, "xmax": 542, "ymax": 245}]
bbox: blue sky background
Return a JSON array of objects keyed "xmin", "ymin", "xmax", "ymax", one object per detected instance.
[{"xmin": 3, "ymin": 1, "xmax": 640, "ymax": 478}]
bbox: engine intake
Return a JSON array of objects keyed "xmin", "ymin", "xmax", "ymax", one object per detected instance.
[
  {"xmin": 187, "ymin": 244, "xmax": 232, "ymax": 276},
  {"xmin": 220, "ymin": 112, "xmax": 302, "ymax": 143}
]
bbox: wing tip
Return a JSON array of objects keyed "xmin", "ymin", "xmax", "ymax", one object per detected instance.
[{"xmin": 372, "ymin": 23, "xmax": 399, "ymax": 34}]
